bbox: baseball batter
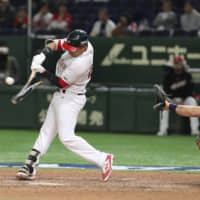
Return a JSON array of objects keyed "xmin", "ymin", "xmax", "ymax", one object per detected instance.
[{"xmin": 16, "ymin": 29, "xmax": 114, "ymax": 182}]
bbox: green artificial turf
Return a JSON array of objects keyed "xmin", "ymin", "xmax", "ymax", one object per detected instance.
[{"xmin": 0, "ymin": 129, "xmax": 200, "ymax": 167}]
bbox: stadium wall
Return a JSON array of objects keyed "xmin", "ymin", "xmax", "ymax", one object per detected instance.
[{"xmin": 0, "ymin": 86, "xmax": 158, "ymax": 132}]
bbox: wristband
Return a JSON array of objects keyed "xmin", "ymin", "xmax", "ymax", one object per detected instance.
[{"xmin": 169, "ymin": 103, "xmax": 177, "ymax": 111}]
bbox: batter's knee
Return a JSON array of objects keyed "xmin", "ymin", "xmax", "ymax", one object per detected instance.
[
  {"xmin": 184, "ymin": 96, "xmax": 198, "ymax": 106},
  {"xmin": 58, "ymin": 133, "xmax": 76, "ymax": 146}
]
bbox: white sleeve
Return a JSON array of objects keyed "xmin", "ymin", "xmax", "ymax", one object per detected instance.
[
  {"xmin": 106, "ymin": 20, "xmax": 116, "ymax": 37},
  {"xmin": 90, "ymin": 21, "xmax": 100, "ymax": 36},
  {"xmin": 33, "ymin": 13, "xmax": 40, "ymax": 23},
  {"xmin": 109, "ymin": 20, "xmax": 116, "ymax": 30},
  {"xmin": 46, "ymin": 13, "xmax": 53, "ymax": 23},
  {"xmin": 52, "ymin": 39, "xmax": 66, "ymax": 51}
]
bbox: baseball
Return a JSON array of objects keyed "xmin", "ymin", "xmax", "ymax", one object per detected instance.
[{"xmin": 5, "ymin": 76, "xmax": 15, "ymax": 86}]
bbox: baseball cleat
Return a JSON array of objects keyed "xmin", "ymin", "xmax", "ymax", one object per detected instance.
[
  {"xmin": 102, "ymin": 154, "xmax": 114, "ymax": 182},
  {"xmin": 16, "ymin": 165, "xmax": 36, "ymax": 180}
]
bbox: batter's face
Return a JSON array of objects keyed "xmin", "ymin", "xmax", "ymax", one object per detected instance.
[{"xmin": 68, "ymin": 46, "xmax": 87, "ymax": 57}]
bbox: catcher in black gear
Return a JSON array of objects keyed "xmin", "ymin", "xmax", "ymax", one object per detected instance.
[{"xmin": 153, "ymin": 84, "xmax": 200, "ymax": 149}]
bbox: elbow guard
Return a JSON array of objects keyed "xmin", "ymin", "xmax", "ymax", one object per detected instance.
[{"xmin": 41, "ymin": 47, "xmax": 53, "ymax": 56}]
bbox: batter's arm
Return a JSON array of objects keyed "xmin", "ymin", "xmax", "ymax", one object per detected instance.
[
  {"xmin": 34, "ymin": 39, "xmax": 70, "ymax": 88},
  {"xmin": 46, "ymin": 41, "xmax": 57, "ymax": 51},
  {"xmin": 31, "ymin": 44, "xmax": 54, "ymax": 68},
  {"xmin": 33, "ymin": 38, "xmax": 66, "ymax": 67},
  {"xmin": 45, "ymin": 39, "xmax": 66, "ymax": 51},
  {"xmin": 165, "ymin": 100, "xmax": 200, "ymax": 117},
  {"xmin": 40, "ymin": 70, "xmax": 69, "ymax": 88}
]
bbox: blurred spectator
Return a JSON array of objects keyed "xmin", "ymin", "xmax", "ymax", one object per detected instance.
[
  {"xmin": 0, "ymin": 41, "xmax": 20, "ymax": 85},
  {"xmin": 111, "ymin": 13, "xmax": 137, "ymax": 37},
  {"xmin": 181, "ymin": 0, "xmax": 200, "ymax": 31},
  {"xmin": 153, "ymin": 0, "xmax": 177, "ymax": 30},
  {"xmin": 33, "ymin": 3, "xmax": 53, "ymax": 32},
  {"xmin": 138, "ymin": 19, "xmax": 151, "ymax": 32},
  {"xmin": 90, "ymin": 8, "xmax": 116, "ymax": 37},
  {"xmin": 0, "ymin": 0, "xmax": 15, "ymax": 30},
  {"xmin": 14, "ymin": 7, "xmax": 28, "ymax": 30},
  {"xmin": 47, "ymin": 3, "xmax": 72, "ymax": 33},
  {"xmin": 157, "ymin": 56, "xmax": 199, "ymax": 136}
]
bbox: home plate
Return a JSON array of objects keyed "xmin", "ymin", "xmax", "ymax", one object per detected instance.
[{"xmin": 28, "ymin": 181, "xmax": 64, "ymax": 186}]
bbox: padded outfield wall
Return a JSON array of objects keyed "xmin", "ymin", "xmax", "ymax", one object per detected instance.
[{"xmin": 0, "ymin": 86, "xmax": 158, "ymax": 132}]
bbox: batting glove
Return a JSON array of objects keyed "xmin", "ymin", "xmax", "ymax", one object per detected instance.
[
  {"xmin": 31, "ymin": 62, "xmax": 46, "ymax": 73},
  {"xmin": 32, "ymin": 52, "xmax": 46, "ymax": 66}
]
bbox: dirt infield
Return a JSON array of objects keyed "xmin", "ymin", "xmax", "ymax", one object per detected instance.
[{"xmin": 0, "ymin": 169, "xmax": 200, "ymax": 200}]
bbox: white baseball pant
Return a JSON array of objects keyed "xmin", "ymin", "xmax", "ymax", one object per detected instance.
[
  {"xmin": 159, "ymin": 96, "xmax": 199, "ymax": 133},
  {"xmin": 33, "ymin": 91, "xmax": 107, "ymax": 168}
]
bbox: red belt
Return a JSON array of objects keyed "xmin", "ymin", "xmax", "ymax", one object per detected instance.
[{"xmin": 56, "ymin": 88, "xmax": 84, "ymax": 95}]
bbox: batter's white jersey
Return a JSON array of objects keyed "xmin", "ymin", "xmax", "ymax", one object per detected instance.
[{"xmin": 53, "ymin": 39, "xmax": 94, "ymax": 94}]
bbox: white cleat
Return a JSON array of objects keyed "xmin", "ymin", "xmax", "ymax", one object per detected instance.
[
  {"xmin": 102, "ymin": 154, "xmax": 114, "ymax": 182},
  {"xmin": 16, "ymin": 165, "xmax": 36, "ymax": 180}
]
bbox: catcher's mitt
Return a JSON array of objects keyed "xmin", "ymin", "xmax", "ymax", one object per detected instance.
[{"xmin": 153, "ymin": 84, "xmax": 171, "ymax": 111}]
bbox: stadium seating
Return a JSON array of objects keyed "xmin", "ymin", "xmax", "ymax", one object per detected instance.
[{"xmin": 5, "ymin": 0, "xmax": 200, "ymax": 36}]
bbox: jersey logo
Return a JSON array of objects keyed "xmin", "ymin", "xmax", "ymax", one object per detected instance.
[{"xmin": 58, "ymin": 58, "xmax": 67, "ymax": 69}]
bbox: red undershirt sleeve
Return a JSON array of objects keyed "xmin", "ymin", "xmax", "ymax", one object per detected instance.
[
  {"xmin": 57, "ymin": 40, "xmax": 63, "ymax": 51},
  {"xmin": 59, "ymin": 77, "xmax": 69, "ymax": 88}
]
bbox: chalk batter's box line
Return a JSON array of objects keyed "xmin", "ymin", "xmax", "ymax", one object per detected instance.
[{"xmin": 0, "ymin": 162, "xmax": 200, "ymax": 172}]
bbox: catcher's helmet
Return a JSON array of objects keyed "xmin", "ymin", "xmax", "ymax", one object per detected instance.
[{"xmin": 63, "ymin": 29, "xmax": 88, "ymax": 52}]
